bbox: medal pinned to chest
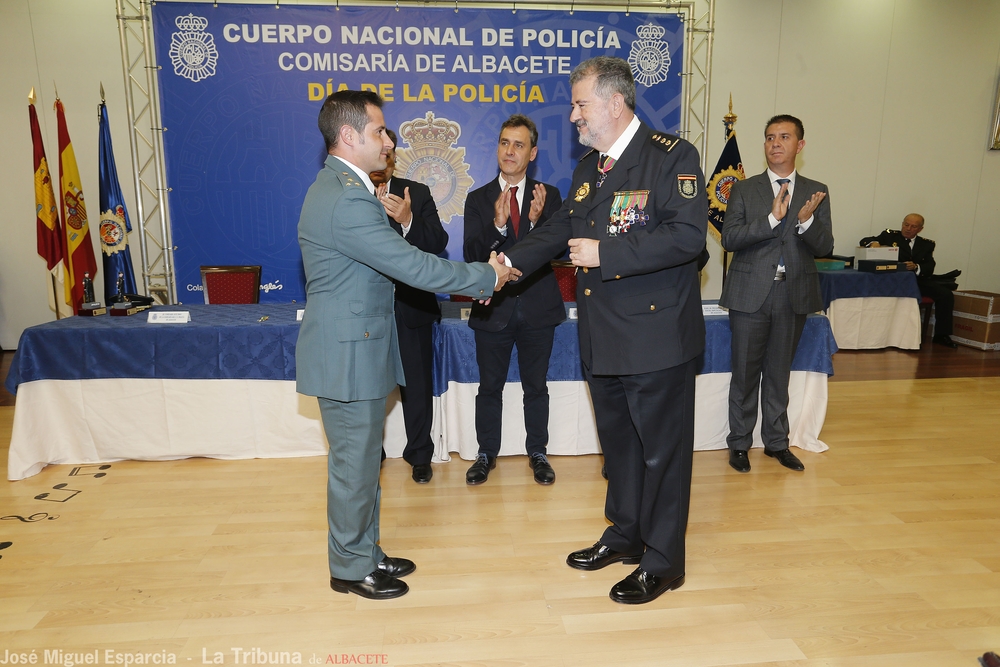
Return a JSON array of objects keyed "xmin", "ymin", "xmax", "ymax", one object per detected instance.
[{"xmin": 608, "ymin": 190, "xmax": 650, "ymax": 236}]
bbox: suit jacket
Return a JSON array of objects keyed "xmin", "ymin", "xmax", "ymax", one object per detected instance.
[
  {"xmin": 463, "ymin": 177, "xmax": 566, "ymax": 332},
  {"xmin": 296, "ymin": 155, "xmax": 496, "ymax": 402},
  {"xmin": 505, "ymin": 122, "xmax": 707, "ymax": 376},
  {"xmin": 719, "ymin": 171, "xmax": 834, "ymax": 315},
  {"xmin": 860, "ymin": 229, "xmax": 935, "ymax": 277},
  {"xmin": 387, "ymin": 177, "xmax": 449, "ymax": 328}
]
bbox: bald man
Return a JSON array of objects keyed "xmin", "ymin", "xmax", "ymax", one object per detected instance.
[{"xmin": 860, "ymin": 214, "xmax": 957, "ymax": 348}]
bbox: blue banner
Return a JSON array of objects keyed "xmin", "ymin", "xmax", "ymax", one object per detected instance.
[{"xmin": 153, "ymin": 2, "xmax": 684, "ymax": 302}]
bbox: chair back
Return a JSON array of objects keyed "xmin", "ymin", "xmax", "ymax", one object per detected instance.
[
  {"xmin": 550, "ymin": 260, "xmax": 577, "ymax": 302},
  {"xmin": 200, "ymin": 266, "xmax": 262, "ymax": 304}
]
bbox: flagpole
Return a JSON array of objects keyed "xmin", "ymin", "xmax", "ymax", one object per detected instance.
[{"xmin": 720, "ymin": 97, "xmax": 737, "ymax": 286}]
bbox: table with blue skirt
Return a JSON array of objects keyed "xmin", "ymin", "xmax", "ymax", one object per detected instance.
[
  {"xmin": 5, "ymin": 302, "xmax": 837, "ymax": 480},
  {"xmin": 817, "ymin": 269, "xmax": 922, "ymax": 349}
]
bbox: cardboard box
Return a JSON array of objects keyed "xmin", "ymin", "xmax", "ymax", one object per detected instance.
[
  {"xmin": 856, "ymin": 260, "xmax": 906, "ymax": 272},
  {"xmin": 952, "ymin": 290, "xmax": 1000, "ymax": 350},
  {"xmin": 855, "ymin": 246, "xmax": 899, "ymax": 262}
]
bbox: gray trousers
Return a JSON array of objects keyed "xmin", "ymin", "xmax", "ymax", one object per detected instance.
[
  {"xmin": 319, "ymin": 396, "xmax": 387, "ymax": 580},
  {"xmin": 727, "ymin": 279, "xmax": 806, "ymax": 452}
]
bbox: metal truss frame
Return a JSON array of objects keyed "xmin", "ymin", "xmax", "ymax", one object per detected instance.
[{"xmin": 117, "ymin": 0, "xmax": 714, "ymax": 301}]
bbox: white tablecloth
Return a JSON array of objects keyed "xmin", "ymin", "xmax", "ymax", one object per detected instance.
[
  {"xmin": 824, "ymin": 297, "xmax": 921, "ymax": 350},
  {"xmin": 8, "ymin": 372, "xmax": 829, "ymax": 480}
]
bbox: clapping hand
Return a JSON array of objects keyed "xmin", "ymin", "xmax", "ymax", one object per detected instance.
[
  {"xmin": 492, "ymin": 185, "xmax": 512, "ymax": 229},
  {"xmin": 527, "ymin": 183, "xmax": 546, "ymax": 223},
  {"xmin": 378, "ymin": 186, "xmax": 413, "ymax": 226},
  {"xmin": 796, "ymin": 191, "xmax": 826, "ymax": 223}
]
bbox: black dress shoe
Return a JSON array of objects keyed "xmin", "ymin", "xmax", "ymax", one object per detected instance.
[
  {"xmin": 466, "ymin": 453, "xmax": 496, "ymax": 485},
  {"xmin": 330, "ymin": 571, "xmax": 407, "ymax": 599},
  {"xmin": 609, "ymin": 567, "xmax": 684, "ymax": 604},
  {"xmin": 729, "ymin": 449, "xmax": 750, "ymax": 473},
  {"xmin": 933, "ymin": 336, "xmax": 958, "ymax": 348},
  {"xmin": 765, "ymin": 447, "xmax": 804, "ymax": 471},
  {"xmin": 566, "ymin": 542, "xmax": 642, "ymax": 571},
  {"xmin": 529, "ymin": 453, "xmax": 555, "ymax": 485},
  {"xmin": 375, "ymin": 555, "xmax": 415, "ymax": 578},
  {"xmin": 411, "ymin": 463, "xmax": 432, "ymax": 484}
]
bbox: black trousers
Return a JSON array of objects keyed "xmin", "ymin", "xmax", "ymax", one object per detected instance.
[
  {"xmin": 727, "ymin": 279, "xmax": 806, "ymax": 453},
  {"xmin": 395, "ymin": 313, "xmax": 435, "ymax": 466},
  {"xmin": 918, "ymin": 278, "xmax": 954, "ymax": 338},
  {"xmin": 587, "ymin": 357, "xmax": 697, "ymax": 579},
  {"xmin": 473, "ymin": 300, "xmax": 556, "ymax": 458}
]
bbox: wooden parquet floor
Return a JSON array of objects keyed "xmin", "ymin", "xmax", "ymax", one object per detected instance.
[{"xmin": 1, "ymin": 348, "xmax": 999, "ymax": 666}]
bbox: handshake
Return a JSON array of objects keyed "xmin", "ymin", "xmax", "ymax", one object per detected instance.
[{"xmin": 486, "ymin": 251, "xmax": 521, "ymax": 301}]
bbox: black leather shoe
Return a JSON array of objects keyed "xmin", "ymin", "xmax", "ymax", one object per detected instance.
[
  {"xmin": 375, "ymin": 555, "xmax": 415, "ymax": 578},
  {"xmin": 330, "ymin": 571, "xmax": 407, "ymax": 599},
  {"xmin": 566, "ymin": 542, "xmax": 642, "ymax": 571},
  {"xmin": 529, "ymin": 453, "xmax": 555, "ymax": 485},
  {"xmin": 729, "ymin": 449, "xmax": 750, "ymax": 473},
  {"xmin": 411, "ymin": 463, "xmax": 432, "ymax": 484},
  {"xmin": 466, "ymin": 454, "xmax": 496, "ymax": 485},
  {"xmin": 933, "ymin": 336, "xmax": 958, "ymax": 349},
  {"xmin": 609, "ymin": 567, "xmax": 684, "ymax": 604},
  {"xmin": 765, "ymin": 447, "xmax": 804, "ymax": 471}
]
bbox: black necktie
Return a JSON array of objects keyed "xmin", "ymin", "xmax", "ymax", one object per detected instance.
[{"xmin": 775, "ymin": 178, "xmax": 790, "ymax": 269}]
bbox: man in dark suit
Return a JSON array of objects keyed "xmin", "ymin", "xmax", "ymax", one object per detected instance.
[
  {"xmin": 370, "ymin": 129, "xmax": 449, "ymax": 483},
  {"xmin": 860, "ymin": 213, "xmax": 957, "ymax": 348},
  {"xmin": 719, "ymin": 115, "xmax": 834, "ymax": 474},
  {"xmin": 504, "ymin": 57, "xmax": 707, "ymax": 604},
  {"xmin": 463, "ymin": 114, "xmax": 565, "ymax": 486},
  {"xmin": 297, "ymin": 90, "xmax": 519, "ymax": 600}
]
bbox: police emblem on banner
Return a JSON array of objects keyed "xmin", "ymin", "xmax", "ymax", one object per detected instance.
[
  {"xmin": 707, "ymin": 168, "xmax": 742, "ymax": 211},
  {"xmin": 394, "ymin": 112, "xmax": 474, "ymax": 224},
  {"xmin": 628, "ymin": 24, "xmax": 671, "ymax": 88},
  {"xmin": 677, "ymin": 175, "xmax": 697, "ymax": 199},
  {"xmin": 100, "ymin": 206, "xmax": 128, "ymax": 255},
  {"xmin": 608, "ymin": 190, "xmax": 650, "ymax": 236},
  {"xmin": 169, "ymin": 14, "xmax": 218, "ymax": 82}
]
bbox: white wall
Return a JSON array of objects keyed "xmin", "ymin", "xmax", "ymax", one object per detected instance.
[
  {"xmin": 2, "ymin": 0, "xmax": 999, "ymax": 348},
  {"xmin": 701, "ymin": 0, "xmax": 1000, "ymax": 300}
]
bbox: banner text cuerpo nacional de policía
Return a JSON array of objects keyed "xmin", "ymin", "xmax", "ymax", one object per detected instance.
[{"xmin": 153, "ymin": 3, "xmax": 683, "ymax": 302}]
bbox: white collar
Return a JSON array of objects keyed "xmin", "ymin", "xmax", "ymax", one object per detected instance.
[
  {"xmin": 498, "ymin": 174, "xmax": 527, "ymax": 191},
  {"xmin": 605, "ymin": 115, "xmax": 641, "ymax": 160},
  {"xmin": 766, "ymin": 168, "xmax": 797, "ymax": 185}
]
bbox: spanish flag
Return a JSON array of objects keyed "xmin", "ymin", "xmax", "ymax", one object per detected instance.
[
  {"xmin": 30, "ymin": 98, "xmax": 63, "ymax": 272},
  {"xmin": 55, "ymin": 98, "xmax": 98, "ymax": 314}
]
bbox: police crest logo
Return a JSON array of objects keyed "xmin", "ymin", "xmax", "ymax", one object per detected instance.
[
  {"xmin": 99, "ymin": 205, "xmax": 127, "ymax": 256},
  {"xmin": 677, "ymin": 174, "xmax": 698, "ymax": 199},
  {"xmin": 393, "ymin": 112, "xmax": 474, "ymax": 223},
  {"xmin": 608, "ymin": 190, "xmax": 650, "ymax": 236},
  {"xmin": 574, "ymin": 182, "xmax": 591, "ymax": 202},
  {"xmin": 628, "ymin": 24, "xmax": 672, "ymax": 88},
  {"xmin": 169, "ymin": 14, "xmax": 219, "ymax": 82},
  {"xmin": 707, "ymin": 168, "xmax": 742, "ymax": 210}
]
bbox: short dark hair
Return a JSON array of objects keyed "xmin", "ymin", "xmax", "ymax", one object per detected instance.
[
  {"xmin": 318, "ymin": 90, "xmax": 383, "ymax": 151},
  {"xmin": 765, "ymin": 114, "xmax": 804, "ymax": 141},
  {"xmin": 570, "ymin": 56, "xmax": 636, "ymax": 111},
  {"xmin": 499, "ymin": 114, "xmax": 538, "ymax": 148},
  {"xmin": 385, "ymin": 128, "xmax": 397, "ymax": 149}
]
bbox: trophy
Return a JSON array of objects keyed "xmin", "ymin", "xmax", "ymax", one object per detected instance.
[
  {"xmin": 78, "ymin": 272, "xmax": 105, "ymax": 316},
  {"xmin": 110, "ymin": 272, "xmax": 152, "ymax": 316}
]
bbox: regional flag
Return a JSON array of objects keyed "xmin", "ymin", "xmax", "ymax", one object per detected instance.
[
  {"xmin": 98, "ymin": 101, "xmax": 138, "ymax": 303},
  {"xmin": 55, "ymin": 98, "xmax": 98, "ymax": 314},
  {"xmin": 30, "ymin": 101, "xmax": 63, "ymax": 271},
  {"xmin": 706, "ymin": 130, "xmax": 745, "ymax": 242}
]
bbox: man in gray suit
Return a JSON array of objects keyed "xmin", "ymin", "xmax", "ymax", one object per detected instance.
[
  {"xmin": 720, "ymin": 114, "xmax": 834, "ymax": 473},
  {"xmin": 296, "ymin": 90, "xmax": 519, "ymax": 600}
]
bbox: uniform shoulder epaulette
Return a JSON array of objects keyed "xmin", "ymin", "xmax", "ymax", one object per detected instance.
[
  {"xmin": 339, "ymin": 170, "xmax": 364, "ymax": 187},
  {"xmin": 885, "ymin": 228, "xmax": 896, "ymax": 234},
  {"xmin": 650, "ymin": 132, "xmax": 681, "ymax": 152},
  {"xmin": 581, "ymin": 148, "xmax": 598, "ymax": 161},
  {"xmin": 924, "ymin": 236, "xmax": 935, "ymax": 244}
]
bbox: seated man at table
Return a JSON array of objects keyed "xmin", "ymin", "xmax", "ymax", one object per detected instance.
[{"xmin": 860, "ymin": 213, "xmax": 958, "ymax": 348}]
